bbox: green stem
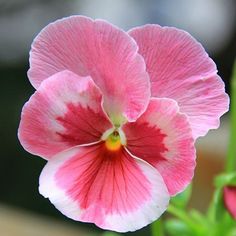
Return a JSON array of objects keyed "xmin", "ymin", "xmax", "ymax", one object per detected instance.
[
  {"xmin": 151, "ymin": 219, "xmax": 164, "ymax": 236},
  {"xmin": 226, "ymin": 60, "xmax": 236, "ymax": 173}
]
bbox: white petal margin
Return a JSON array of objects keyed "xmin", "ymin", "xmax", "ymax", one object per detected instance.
[{"xmin": 39, "ymin": 146, "xmax": 170, "ymax": 232}]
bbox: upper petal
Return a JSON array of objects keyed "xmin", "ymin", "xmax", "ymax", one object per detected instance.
[
  {"xmin": 39, "ymin": 143, "xmax": 169, "ymax": 232},
  {"xmin": 129, "ymin": 25, "xmax": 229, "ymax": 139},
  {"xmin": 28, "ymin": 15, "xmax": 150, "ymax": 123},
  {"xmin": 18, "ymin": 70, "xmax": 112, "ymax": 159},
  {"xmin": 123, "ymin": 98, "xmax": 196, "ymax": 195}
]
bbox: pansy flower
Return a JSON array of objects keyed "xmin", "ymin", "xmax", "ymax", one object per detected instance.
[
  {"xmin": 224, "ymin": 186, "xmax": 236, "ymax": 219},
  {"xmin": 18, "ymin": 16, "xmax": 229, "ymax": 232}
]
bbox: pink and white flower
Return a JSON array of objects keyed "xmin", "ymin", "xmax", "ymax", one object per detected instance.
[{"xmin": 18, "ymin": 16, "xmax": 229, "ymax": 232}]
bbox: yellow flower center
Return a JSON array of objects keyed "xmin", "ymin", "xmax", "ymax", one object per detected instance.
[{"xmin": 105, "ymin": 131, "xmax": 121, "ymax": 151}]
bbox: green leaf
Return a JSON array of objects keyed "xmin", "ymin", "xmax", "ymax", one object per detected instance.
[
  {"xmin": 102, "ymin": 232, "xmax": 120, "ymax": 236},
  {"xmin": 189, "ymin": 209, "xmax": 209, "ymax": 227},
  {"xmin": 229, "ymin": 227, "xmax": 236, "ymax": 236},
  {"xmin": 212, "ymin": 188, "xmax": 225, "ymax": 221},
  {"xmin": 210, "ymin": 211, "xmax": 236, "ymax": 236},
  {"xmin": 171, "ymin": 184, "xmax": 192, "ymax": 209},
  {"xmin": 165, "ymin": 219, "xmax": 192, "ymax": 236},
  {"xmin": 167, "ymin": 204, "xmax": 200, "ymax": 232},
  {"xmin": 151, "ymin": 218, "xmax": 164, "ymax": 236},
  {"xmin": 207, "ymin": 172, "xmax": 236, "ymax": 224},
  {"xmin": 215, "ymin": 172, "xmax": 236, "ymax": 188}
]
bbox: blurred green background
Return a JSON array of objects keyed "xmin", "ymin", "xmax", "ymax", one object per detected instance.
[{"xmin": 0, "ymin": 0, "xmax": 235, "ymax": 235}]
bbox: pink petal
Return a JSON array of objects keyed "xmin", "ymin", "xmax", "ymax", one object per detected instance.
[
  {"xmin": 28, "ymin": 16, "xmax": 150, "ymax": 123},
  {"xmin": 123, "ymin": 98, "xmax": 196, "ymax": 195},
  {"xmin": 18, "ymin": 70, "xmax": 112, "ymax": 159},
  {"xmin": 129, "ymin": 25, "xmax": 229, "ymax": 139},
  {"xmin": 39, "ymin": 144, "xmax": 169, "ymax": 232},
  {"xmin": 223, "ymin": 186, "xmax": 236, "ymax": 219}
]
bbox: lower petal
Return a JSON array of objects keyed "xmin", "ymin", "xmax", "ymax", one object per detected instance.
[
  {"xmin": 18, "ymin": 70, "xmax": 112, "ymax": 159},
  {"xmin": 123, "ymin": 98, "xmax": 196, "ymax": 196},
  {"xmin": 39, "ymin": 144, "xmax": 169, "ymax": 232}
]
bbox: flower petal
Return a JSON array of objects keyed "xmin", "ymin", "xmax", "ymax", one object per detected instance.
[
  {"xmin": 223, "ymin": 186, "xmax": 236, "ymax": 219},
  {"xmin": 28, "ymin": 16, "xmax": 150, "ymax": 123},
  {"xmin": 18, "ymin": 70, "xmax": 112, "ymax": 159},
  {"xmin": 39, "ymin": 144, "xmax": 169, "ymax": 232},
  {"xmin": 129, "ymin": 25, "xmax": 229, "ymax": 139},
  {"xmin": 123, "ymin": 98, "xmax": 196, "ymax": 195}
]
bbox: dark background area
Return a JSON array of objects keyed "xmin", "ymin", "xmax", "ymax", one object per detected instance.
[{"xmin": 0, "ymin": 0, "xmax": 236, "ymax": 235}]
